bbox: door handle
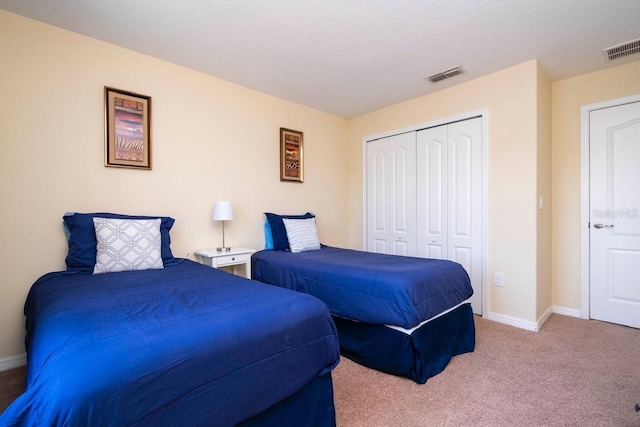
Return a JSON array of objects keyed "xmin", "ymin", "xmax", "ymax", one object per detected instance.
[{"xmin": 593, "ymin": 223, "xmax": 614, "ymax": 229}]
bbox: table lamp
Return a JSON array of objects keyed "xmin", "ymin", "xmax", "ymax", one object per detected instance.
[{"xmin": 212, "ymin": 200, "xmax": 234, "ymax": 252}]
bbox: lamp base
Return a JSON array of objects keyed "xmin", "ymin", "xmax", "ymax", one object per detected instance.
[{"xmin": 216, "ymin": 246, "xmax": 231, "ymax": 252}]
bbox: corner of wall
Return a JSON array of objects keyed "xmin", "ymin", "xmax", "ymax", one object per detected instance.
[{"xmin": 536, "ymin": 61, "xmax": 553, "ymax": 321}]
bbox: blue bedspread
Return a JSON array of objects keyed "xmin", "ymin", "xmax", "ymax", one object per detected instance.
[
  {"xmin": 252, "ymin": 246, "xmax": 473, "ymax": 329},
  {"xmin": 1, "ymin": 260, "xmax": 340, "ymax": 426}
]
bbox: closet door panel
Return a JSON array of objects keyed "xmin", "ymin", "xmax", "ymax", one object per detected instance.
[
  {"xmin": 374, "ymin": 240, "xmax": 387, "ymax": 254},
  {"xmin": 451, "ymin": 246, "xmax": 472, "ymax": 276},
  {"xmin": 394, "ymin": 240, "xmax": 409, "ymax": 256},
  {"xmin": 450, "ymin": 131, "xmax": 472, "ymax": 238},
  {"xmin": 366, "ymin": 133, "xmax": 416, "ymax": 256},
  {"xmin": 416, "ymin": 125, "xmax": 447, "ymax": 259},
  {"xmin": 447, "ymin": 118, "xmax": 483, "ymax": 314},
  {"xmin": 372, "ymin": 147, "xmax": 387, "ymax": 233},
  {"xmin": 366, "ymin": 138, "xmax": 388, "ymax": 253},
  {"xmin": 391, "ymin": 140, "xmax": 410, "ymax": 236},
  {"xmin": 389, "ymin": 133, "xmax": 417, "ymax": 255}
]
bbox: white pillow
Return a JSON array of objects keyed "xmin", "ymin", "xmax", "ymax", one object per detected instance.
[
  {"xmin": 93, "ymin": 218, "xmax": 163, "ymax": 274},
  {"xmin": 283, "ymin": 217, "xmax": 321, "ymax": 253}
]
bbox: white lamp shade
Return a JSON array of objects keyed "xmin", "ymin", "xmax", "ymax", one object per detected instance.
[{"xmin": 212, "ymin": 201, "xmax": 234, "ymax": 221}]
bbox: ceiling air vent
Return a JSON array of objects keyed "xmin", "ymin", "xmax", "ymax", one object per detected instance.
[
  {"xmin": 427, "ymin": 66, "xmax": 464, "ymax": 83},
  {"xmin": 603, "ymin": 38, "xmax": 640, "ymax": 63}
]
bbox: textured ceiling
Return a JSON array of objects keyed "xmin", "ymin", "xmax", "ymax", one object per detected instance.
[{"xmin": 1, "ymin": 0, "xmax": 639, "ymax": 118}]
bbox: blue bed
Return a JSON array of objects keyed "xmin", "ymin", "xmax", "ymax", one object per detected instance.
[
  {"xmin": 1, "ymin": 260, "xmax": 340, "ymax": 426},
  {"xmin": 252, "ymin": 246, "xmax": 475, "ymax": 384}
]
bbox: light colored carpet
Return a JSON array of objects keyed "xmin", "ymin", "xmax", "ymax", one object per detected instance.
[
  {"xmin": 1, "ymin": 314, "xmax": 639, "ymax": 426},
  {"xmin": 333, "ymin": 314, "xmax": 640, "ymax": 427}
]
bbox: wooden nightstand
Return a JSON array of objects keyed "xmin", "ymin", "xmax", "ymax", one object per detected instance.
[{"xmin": 194, "ymin": 247, "xmax": 255, "ymax": 279}]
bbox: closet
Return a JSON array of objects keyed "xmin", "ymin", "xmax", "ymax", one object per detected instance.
[{"xmin": 365, "ymin": 116, "xmax": 483, "ymax": 314}]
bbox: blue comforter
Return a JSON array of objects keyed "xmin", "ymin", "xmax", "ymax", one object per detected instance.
[
  {"xmin": 1, "ymin": 260, "xmax": 339, "ymax": 426},
  {"xmin": 252, "ymin": 246, "xmax": 473, "ymax": 329}
]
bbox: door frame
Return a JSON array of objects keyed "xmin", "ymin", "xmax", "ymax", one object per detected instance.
[
  {"xmin": 579, "ymin": 93, "xmax": 640, "ymax": 319},
  {"xmin": 362, "ymin": 108, "xmax": 489, "ymax": 317}
]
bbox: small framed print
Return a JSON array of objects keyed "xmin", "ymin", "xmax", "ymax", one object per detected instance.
[
  {"xmin": 105, "ymin": 87, "xmax": 152, "ymax": 170},
  {"xmin": 280, "ymin": 128, "xmax": 303, "ymax": 182}
]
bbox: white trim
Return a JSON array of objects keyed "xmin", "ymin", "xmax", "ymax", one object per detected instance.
[
  {"xmin": 363, "ymin": 109, "xmax": 488, "ymax": 143},
  {"xmin": 481, "ymin": 109, "xmax": 489, "ymax": 319},
  {"xmin": 537, "ymin": 306, "xmax": 553, "ymax": 329},
  {"xmin": 580, "ymin": 103, "xmax": 590, "ymax": 319},
  {"xmin": 0, "ymin": 353, "xmax": 26, "ymax": 371},
  {"xmin": 552, "ymin": 306, "xmax": 583, "ymax": 318},
  {"xmin": 362, "ymin": 137, "xmax": 367, "ymax": 251},
  {"xmin": 579, "ymin": 93, "xmax": 640, "ymax": 320},
  {"xmin": 486, "ymin": 311, "xmax": 539, "ymax": 332},
  {"xmin": 362, "ymin": 108, "xmax": 489, "ymax": 317},
  {"xmin": 487, "ymin": 307, "xmax": 568, "ymax": 332}
]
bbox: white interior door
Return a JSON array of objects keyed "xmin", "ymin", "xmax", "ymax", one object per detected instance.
[
  {"xmin": 589, "ymin": 101, "xmax": 640, "ymax": 328},
  {"xmin": 366, "ymin": 132, "xmax": 416, "ymax": 256}
]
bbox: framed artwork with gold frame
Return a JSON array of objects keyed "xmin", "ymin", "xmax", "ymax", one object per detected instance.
[
  {"xmin": 105, "ymin": 87, "xmax": 152, "ymax": 170},
  {"xmin": 280, "ymin": 128, "xmax": 303, "ymax": 182}
]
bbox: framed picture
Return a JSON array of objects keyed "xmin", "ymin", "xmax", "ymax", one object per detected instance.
[
  {"xmin": 104, "ymin": 87, "xmax": 152, "ymax": 170},
  {"xmin": 280, "ymin": 128, "xmax": 304, "ymax": 182}
]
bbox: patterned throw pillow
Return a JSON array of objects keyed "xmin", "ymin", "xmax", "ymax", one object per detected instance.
[
  {"xmin": 282, "ymin": 217, "xmax": 321, "ymax": 253},
  {"xmin": 93, "ymin": 218, "xmax": 164, "ymax": 274},
  {"xmin": 63, "ymin": 212, "xmax": 176, "ymax": 272}
]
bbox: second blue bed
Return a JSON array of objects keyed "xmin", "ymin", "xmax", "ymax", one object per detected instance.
[{"xmin": 252, "ymin": 246, "xmax": 475, "ymax": 384}]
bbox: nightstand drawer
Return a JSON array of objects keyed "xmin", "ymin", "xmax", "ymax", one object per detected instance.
[
  {"xmin": 194, "ymin": 247, "xmax": 255, "ymax": 279},
  {"xmin": 215, "ymin": 253, "xmax": 250, "ymax": 267}
]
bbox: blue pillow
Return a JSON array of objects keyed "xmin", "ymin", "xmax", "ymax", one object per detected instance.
[
  {"xmin": 264, "ymin": 219, "xmax": 274, "ymax": 250},
  {"xmin": 63, "ymin": 212, "xmax": 176, "ymax": 272},
  {"xmin": 264, "ymin": 212, "xmax": 314, "ymax": 251}
]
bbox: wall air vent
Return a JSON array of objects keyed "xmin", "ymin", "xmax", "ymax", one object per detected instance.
[
  {"xmin": 603, "ymin": 38, "xmax": 640, "ymax": 62},
  {"xmin": 427, "ymin": 66, "xmax": 464, "ymax": 83}
]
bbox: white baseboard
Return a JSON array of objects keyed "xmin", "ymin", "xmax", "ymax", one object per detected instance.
[
  {"xmin": 485, "ymin": 311, "xmax": 539, "ymax": 332},
  {"xmin": 552, "ymin": 306, "xmax": 583, "ymax": 318},
  {"xmin": 486, "ymin": 305, "xmax": 584, "ymax": 333},
  {"xmin": 0, "ymin": 353, "xmax": 26, "ymax": 371},
  {"xmin": 537, "ymin": 306, "xmax": 553, "ymax": 329}
]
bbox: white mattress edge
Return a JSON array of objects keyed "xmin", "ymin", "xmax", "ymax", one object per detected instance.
[
  {"xmin": 332, "ymin": 300, "xmax": 472, "ymax": 336},
  {"xmin": 385, "ymin": 300, "xmax": 472, "ymax": 335}
]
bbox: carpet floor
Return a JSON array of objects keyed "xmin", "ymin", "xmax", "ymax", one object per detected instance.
[
  {"xmin": 333, "ymin": 314, "xmax": 640, "ymax": 426},
  {"xmin": 1, "ymin": 314, "xmax": 639, "ymax": 426}
]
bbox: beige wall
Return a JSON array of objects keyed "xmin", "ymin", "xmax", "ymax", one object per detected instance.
[
  {"xmin": 536, "ymin": 62, "xmax": 552, "ymax": 320},
  {"xmin": 347, "ymin": 60, "xmax": 542, "ymax": 324},
  {"xmin": 0, "ymin": 11, "xmax": 348, "ymax": 360},
  {"xmin": 551, "ymin": 60, "xmax": 640, "ymax": 311}
]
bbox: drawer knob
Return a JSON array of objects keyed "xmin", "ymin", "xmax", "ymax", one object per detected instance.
[{"xmin": 231, "ymin": 257, "xmax": 235, "ymax": 261}]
